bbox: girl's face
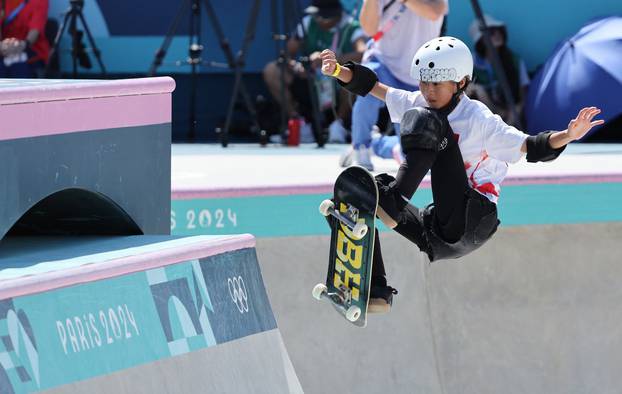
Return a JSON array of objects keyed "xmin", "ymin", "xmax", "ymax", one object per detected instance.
[{"xmin": 419, "ymin": 80, "xmax": 459, "ymax": 109}]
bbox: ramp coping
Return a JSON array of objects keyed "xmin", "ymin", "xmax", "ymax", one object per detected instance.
[
  {"xmin": 0, "ymin": 77, "xmax": 176, "ymax": 105},
  {"xmin": 0, "ymin": 234, "xmax": 255, "ymax": 300}
]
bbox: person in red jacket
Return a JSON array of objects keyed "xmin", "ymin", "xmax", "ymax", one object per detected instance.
[{"xmin": 0, "ymin": 0, "xmax": 49, "ymax": 77}]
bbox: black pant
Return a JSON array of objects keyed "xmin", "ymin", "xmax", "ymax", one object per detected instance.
[{"xmin": 372, "ymin": 132, "xmax": 496, "ymax": 283}]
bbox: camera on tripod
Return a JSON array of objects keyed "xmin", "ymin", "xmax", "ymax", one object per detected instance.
[
  {"xmin": 148, "ymin": 0, "xmax": 266, "ymax": 145},
  {"xmin": 46, "ymin": 0, "xmax": 105, "ymax": 78}
]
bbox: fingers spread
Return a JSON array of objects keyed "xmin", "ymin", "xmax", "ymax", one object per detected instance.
[{"xmin": 587, "ymin": 108, "xmax": 601, "ymax": 120}]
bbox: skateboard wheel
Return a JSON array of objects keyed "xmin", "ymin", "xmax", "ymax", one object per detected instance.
[
  {"xmin": 345, "ymin": 305, "xmax": 361, "ymax": 322},
  {"xmin": 351, "ymin": 222, "xmax": 368, "ymax": 240},
  {"xmin": 312, "ymin": 283, "xmax": 327, "ymax": 301},
  {"xmin": 318, "ymin": 199, "xmax": 334, "ymax": 216}
]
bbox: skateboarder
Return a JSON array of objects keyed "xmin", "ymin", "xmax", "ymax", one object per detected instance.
[{"xmin": 320, "ymin": 37, "xmax": 604, "ymax": 313}]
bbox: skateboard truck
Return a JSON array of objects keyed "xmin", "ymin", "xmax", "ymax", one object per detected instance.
[
  {"xmin": 319, "ymin": 199, "xmax": 368, "ymax": 240},
  {"xmin": 312, "ymin": 283, "xmax": 362, "ymax": 322}
]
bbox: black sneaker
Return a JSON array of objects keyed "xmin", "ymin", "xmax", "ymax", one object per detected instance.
[{"xmin": 368, "ymin": 284, "xmax": 398, "ymax": 314}]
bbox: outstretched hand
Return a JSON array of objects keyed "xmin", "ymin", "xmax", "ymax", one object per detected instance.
[{"xmin": 567, "ymin": 107, "xmax": 605, "ymax": 141}]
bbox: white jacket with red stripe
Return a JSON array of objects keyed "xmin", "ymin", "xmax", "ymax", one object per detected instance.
[{"xmin": 385, "ymin": 88, "xmax": 528, "ymax": 203}]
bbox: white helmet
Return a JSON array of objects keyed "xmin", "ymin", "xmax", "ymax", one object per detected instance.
[{"xmin": 410, "ymin": 36, "xmax": 473, "ymax": 83}]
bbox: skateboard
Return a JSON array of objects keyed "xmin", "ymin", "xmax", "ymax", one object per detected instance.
[{"xmin": 312, "ymin": 166, "xmax": 378, "ymax": 327}]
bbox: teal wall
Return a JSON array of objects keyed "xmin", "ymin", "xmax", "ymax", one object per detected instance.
[{"xmin": 170, "ymin": 182, "xmax": 622, "ymax": 238}]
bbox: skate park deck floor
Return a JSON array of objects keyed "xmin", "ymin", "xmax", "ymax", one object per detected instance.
[{"xmin": 171, "ymin": 142, "xmax": 622, "ymax": 194}]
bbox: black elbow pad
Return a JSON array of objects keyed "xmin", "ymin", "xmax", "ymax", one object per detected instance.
[
  {"xmin": 337, "ymin": 61, "xmax": 378, "ymax": 96},
  {"xmin": 526, "ymin": 131, "xmax": 566, "ymax": 163}
]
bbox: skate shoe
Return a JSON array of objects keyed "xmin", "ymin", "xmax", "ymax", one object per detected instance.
[{"xmin": 368, "ymin": 284, "xmax": 398, "ymax": 314}]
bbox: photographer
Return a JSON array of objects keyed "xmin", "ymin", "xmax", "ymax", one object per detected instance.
[
  {"xmin": 262, "ymin": 0, "xmax": 367, "ymax": 142},
  {"xmin": 0, "ymin": 0, "xmax": 50, "ymax": 78}
]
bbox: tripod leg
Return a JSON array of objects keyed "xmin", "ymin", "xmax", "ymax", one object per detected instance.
[
  {"xmin": 231, "ymin": 0, "xmax": 262, "ymax": 132},
  {"xmin": 203, "ymin": 0, "xmax": 263, "ymax": 147},
  {"xmin": 77, "ymin": 12, "xmax": 107, "ymax": 76},
  {"xmin": 70, "ymin": 11, "xmax": 78, "ymax": 77},
  {"xmin": 45, "ymin": 10, "xmax": 73, "ymax": 77},
  {"xmin": 148, "ymin": 0, "xmax": 191, "ymax": 76},
  {"xmin": 188, "ymin": 0, "xmax": 202, "ymax": 140},
  {"xmin": 271, "ymin": 0, "xmax": 288, "ymax": 141}
]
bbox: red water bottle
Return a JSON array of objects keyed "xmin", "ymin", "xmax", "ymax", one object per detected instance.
[{"xmin": 287, "ymin": 117, "xmax": 301, "ymax": 146}]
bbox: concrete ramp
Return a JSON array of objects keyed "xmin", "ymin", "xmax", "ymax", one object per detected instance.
[
  {"xmin": 0, "ymin": 235, "xmax": 301, "ymax": 393},
  {"xmin": 422, "ymin": 222, "xmax": 622, "ymax": 394},
  {"xmin": 257, "ymin": 222, "xmax": 622, "ymax": 394}
]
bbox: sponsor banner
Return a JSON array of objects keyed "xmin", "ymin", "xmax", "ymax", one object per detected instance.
[
  {"xmin": 171, "ymin": 182, "xmax": 622, "ymax": 237},
  {"xmin": 0, "ymin": 248, "xmax": 275, "ymax": 393}
]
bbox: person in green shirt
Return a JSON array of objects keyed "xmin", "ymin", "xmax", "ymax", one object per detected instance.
[{"xmin": 262, "ymin": 0, "xmax": 367, "ymax": 142}]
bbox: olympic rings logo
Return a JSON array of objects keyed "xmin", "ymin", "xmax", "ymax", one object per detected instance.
[{"xmin": 227, "ymin": 276, "xmax": 249, "ymax": 313}]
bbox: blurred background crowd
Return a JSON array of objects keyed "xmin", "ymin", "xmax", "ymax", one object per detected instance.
[{"xmin": 1, "ymin": 0, "xmax": 620, "ymax": 151}]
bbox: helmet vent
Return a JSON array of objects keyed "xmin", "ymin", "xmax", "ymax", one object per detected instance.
[
  {"xmin": 415, "ymin": 59, "xmax": 419, "ymax": 65},
  {"xmin": 425, "ymin": 45, "xmax": 430, "ymax": 48},
  {"xmin": 436, "ymin": 46, "xmax": 440, "ymax": 50},
  {"xmin": 448, "ymin": 44, "xmax": 454, "ymax": 48},
  {"xmin": 428, "ymin": 62, "xmax": 435, "ymax": 68}
]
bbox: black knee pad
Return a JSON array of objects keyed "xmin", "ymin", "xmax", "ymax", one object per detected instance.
[
  {"xmin": 400, "ymin": 107, "xmax": 448, "ymax": 153},
  {"xmin": 424, "ymin": 190, "xmax": 499, "ymax": 262}
]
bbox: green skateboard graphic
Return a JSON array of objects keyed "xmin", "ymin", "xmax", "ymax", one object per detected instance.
[{"xmin": 313, "ymin": 166, "xmax": 378, "ymax": 327}]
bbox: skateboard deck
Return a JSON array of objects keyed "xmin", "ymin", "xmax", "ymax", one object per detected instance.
[{"xmin": 313, "ymin": 166, "xmax": 378, "ymax": 327}]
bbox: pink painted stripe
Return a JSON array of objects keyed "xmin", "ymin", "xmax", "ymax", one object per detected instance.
[
  {"xmin": 502, "ymin": 174, "xmax": 622, "ymax": 186},
  {"xmin": 171, "ymin": 174, "xmax": 622, "ymax": 199},
  {"xmin": 0, "ymin": 234, "xmax": 255, "ymax": 300},
  {"xmin": 172, "ymin": 180, "xmax": 429, "ymax": 199},
  {"xmin": 1, "ymin": 93, "xmax": 171, "ymax": 141},
  {"xmin": 172, "ymin": 184, "xmax": 334, "ymax": 199},
  {"xmin": 0, "ymin": 77, "xmax": 175, "ymax": 105}
]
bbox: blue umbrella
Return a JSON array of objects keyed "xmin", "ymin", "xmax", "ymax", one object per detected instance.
[{"xmin": 525, "ymin": 16, "xmax": 622, "ymax": 137}]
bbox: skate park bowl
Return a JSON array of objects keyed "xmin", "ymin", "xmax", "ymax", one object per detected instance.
[
  {"xmin": 171, "ymin": 144, "xmax": 622, "ymax": 394},
  {"xmin": 0, "ymin": 79, "xmax": 301, "ymax": 393}
]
